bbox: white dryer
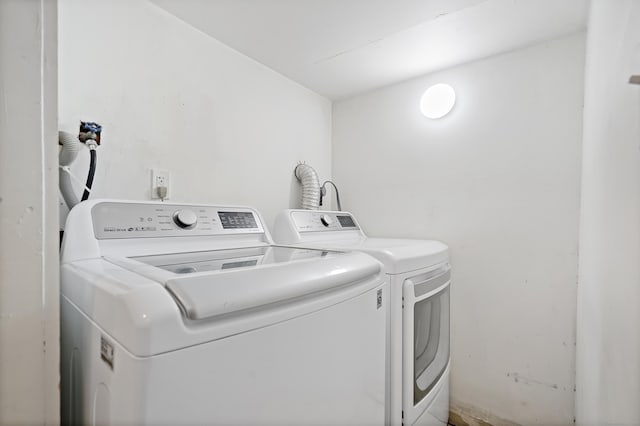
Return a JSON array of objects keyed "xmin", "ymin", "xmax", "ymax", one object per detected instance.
[
  {"xmin": 60, "ymin": 200, "xmax": 388, "ymax": 426},
  {"xmin": 273, "ymin": 210, "xmax": 451, "ymax": 426}
]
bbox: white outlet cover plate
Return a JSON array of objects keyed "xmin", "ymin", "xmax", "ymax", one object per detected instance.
[{"xmin": 151, "ymin": 169, "xmax": 171, "ymax": 200}]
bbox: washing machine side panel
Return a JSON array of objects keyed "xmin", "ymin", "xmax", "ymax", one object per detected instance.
[
  {"xmin": 107, "ymin": 283, "xmax": 387, "ymax": 425},
  {"xmin": 61, "ymin": 295, "xmax": 148, "ymax": 426},
  {"xmin": 60, "ymin": 296, "xmax": 79, "ymax": 426},
  {"xmin": 389, "ymin": 274, "xmax": 405, "ymax": 426}
]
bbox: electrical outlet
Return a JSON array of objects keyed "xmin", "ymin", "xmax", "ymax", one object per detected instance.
[{"xmin": 151, "ymin": 169, "xmax": 171, "ymax": 200}]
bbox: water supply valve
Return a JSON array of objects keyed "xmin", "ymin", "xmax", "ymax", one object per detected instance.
[{"xmin": 79, "ymin": 121, "xmax": 102, "ymax": 145}]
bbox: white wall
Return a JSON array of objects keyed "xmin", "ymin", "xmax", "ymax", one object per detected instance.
[
  {"xmin": 0, "ymin": 0, "xmax": 59, "ymax": 424},
  {"xmin": 333, "ymin": 33, "xmax": 585, "ymax": 425},
  {"xmin": 58, "ymin": 0, "xmax": 332, "ymax": 227},
  {"xmin": 576, "ymin": 1, "xmax": 640, "ymax": 425}
]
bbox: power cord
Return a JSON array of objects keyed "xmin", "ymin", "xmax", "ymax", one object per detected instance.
[
  {"xmin": 320, "ymin": 180, "xmax": 342, "ymax": 211},
  {"xmin": 156, "ymin": 186, "xmax": 167, "ymax": 202}
]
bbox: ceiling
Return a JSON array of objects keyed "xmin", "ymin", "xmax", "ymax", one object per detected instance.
[{"xmin": 151, "ymin": 0, "xmax": 589, "ymax": 100}]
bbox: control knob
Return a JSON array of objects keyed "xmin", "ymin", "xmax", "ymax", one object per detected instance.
[
  {"xmin": 173, "ymin": 209, "xmax": 198, "ymax": 229},
  {"xmin": 320, "ymin": 214, "xmax": 333, "ymax": 227}
]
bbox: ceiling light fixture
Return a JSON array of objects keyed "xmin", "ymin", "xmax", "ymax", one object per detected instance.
[{"xmin": 420, "ymin": 83, "xmax": 456, "ymax": 119}]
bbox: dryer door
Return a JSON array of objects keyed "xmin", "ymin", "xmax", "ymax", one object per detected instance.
[{"xmin": 403, "ymin": 264, "xmax": 451, "ymax": 426}]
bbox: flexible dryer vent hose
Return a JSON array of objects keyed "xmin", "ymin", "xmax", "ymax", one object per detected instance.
[
  {"xmin": 59, "ymin": 131, "xmax": 82, "ymax": 167},
  {"xmin": 294, "ymin": 163, "xmax": 321, "ymax": 210},
  {"xmin": 58, "ymin": 131, "xmax": 82, "ymax": 209}
]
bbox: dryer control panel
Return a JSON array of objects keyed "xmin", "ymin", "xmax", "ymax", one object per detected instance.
[
  {"xmin": 290, "ymin": 210, "xmax": 360, "ymax": 232},
  {"xmin": 91, "ymin": 202, "xmax": 264, "ymax": 239}
]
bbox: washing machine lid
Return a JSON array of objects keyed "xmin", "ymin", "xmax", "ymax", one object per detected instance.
[
  {"xmin": 130, "ymin": 245, "xmax": 325, "ymax": 275},
  {"xmin": 273, "ymin": 209, "xmax": 448, "ymax": 274},
  {"xmin": 106, "ymin": 245, "xmax": 381, "ymax": 320},
  {"xmin": 309, "ymin": 238, "xmax": 449, "ymax": 274}
]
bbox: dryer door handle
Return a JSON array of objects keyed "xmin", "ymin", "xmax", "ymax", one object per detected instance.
[{"xmin": 406, "ymin": 266, "xmax": 450, "ymax": 301}]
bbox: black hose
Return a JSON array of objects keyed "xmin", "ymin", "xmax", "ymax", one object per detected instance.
[{"xmin": 81, "ymin": 148, "xmax": 97, "ymax": 201}]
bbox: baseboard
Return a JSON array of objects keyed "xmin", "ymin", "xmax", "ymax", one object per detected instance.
[{"xmin": 449, "ymin": 400, "xmax": 522, "ymax": 426}]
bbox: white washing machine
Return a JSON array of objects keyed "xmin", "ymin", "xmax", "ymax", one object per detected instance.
[
  {"xmin": 273, "ymin": 210, "xmax": 451, "ymax": 426},
  {"xmin": 60, "ymin": 200, "xmax": 388, "ymax": 426}
]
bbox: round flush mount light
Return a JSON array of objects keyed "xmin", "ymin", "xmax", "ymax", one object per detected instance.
[{"xmin": 420, "ymin": 83, "xmax": 456, "ymax": 119}]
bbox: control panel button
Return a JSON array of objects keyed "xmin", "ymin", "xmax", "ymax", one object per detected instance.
[
  {"xmin": 320, "ymin": 214, "xmax": 333, "ymax": 227},
  {"xmin": 173, "ymin": 209, "xmax": 198, "ymax": 229}
]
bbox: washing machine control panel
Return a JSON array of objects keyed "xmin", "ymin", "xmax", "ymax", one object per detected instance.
[
  {"xmin": 91, "ymin": 202, "xmax": 264, "ymax": 239},
  {"xmin": 291, "ymin": 211, "xmax": 360, "ymax": 232}
]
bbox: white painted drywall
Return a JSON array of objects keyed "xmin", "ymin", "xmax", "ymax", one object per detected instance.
[
  {"xmin": 333, "ymin": 33, "xmax": 585, "ymax": 425},
  {"xmin": 58, "ymin": 0, "xmax": 331, "ymax": 227},
  {"xmin": 575, "ymin": 1, "xmax": 640, "ymax": 425},
  {"xmin": 0, "ymin": 0, "xmax": 59, "ymax": 424}
]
